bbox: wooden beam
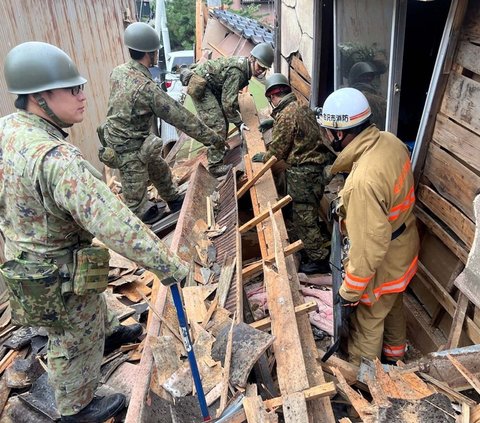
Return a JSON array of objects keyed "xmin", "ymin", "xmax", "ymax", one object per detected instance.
[
  {"xmin": 416, "ymin": 262, "xmax": 480, "ymax": 344},
  {"xmin": 242, "ymin": 240, "xmax": 304, "ymax": 280},
  {"xmin": 240, "ymin": 92, "xmax": 335, "ymax": 422},
  {"xmin": 447, "ymin": 354, "xmax": 480, "ymax": 396},
  {"xmin": 443, "ymin": 293, "xmax": 469, "ymax": 350},
  {"xmin": 195, "ymin": 0, "xmax": 203, "ymax": 60},
  {"xmin": 238, "ymin": 195, "xmax": 292, "ymax": 233},
  {"xmin": 250, "ymin": 301, "xmax": 318, "ymax": 331},
  {"xmin": 415, "ymin": 205, "xmax": 468, "ymax": 263},
  {"xmin": 263, "ymin": 382, "xmax": 336, "ymax": 410},
  {"xmin": 418, "ymin": 372, "xmax": 477, "ymax": 407},
  {"xmin": 237, "ymin": 156, "xmax": 278, "ymax": 199}
]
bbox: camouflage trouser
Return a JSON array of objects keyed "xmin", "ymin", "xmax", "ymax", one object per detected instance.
[
  {"xmin": 286, "ymin": 164, "xmax": 330, "ymax": 262},
  {"xmin": 191, "ymin": 87, "xmax": 227, "ymax": 168},
  {"xmin": 117, "ymin": 134, "xmax": 179, "ymax": 216},
  {"xmin": 47, "ymin": 292, "xmax": 119, "ymax": 415}
]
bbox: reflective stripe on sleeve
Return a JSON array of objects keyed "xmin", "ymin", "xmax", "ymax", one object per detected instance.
[
  {"xmin": 360, "ymin": 256, "xmax": 418, "ymax": 306},
  {"xmin": 344, "ymin": 272, "xmax": 373, "ymax": 291},
  {"xmin": 388, "ymin": 186, "xmax": 415, "ymax": 221}
]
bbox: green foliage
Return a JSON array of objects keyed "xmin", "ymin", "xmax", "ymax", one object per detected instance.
[
  {"xmin": 165, "ymin": 0, "xmax": 196, "ymax": 50},
  {"xmin": 222, "ymin": 0, "xmax": 265, "ymax": 20}
]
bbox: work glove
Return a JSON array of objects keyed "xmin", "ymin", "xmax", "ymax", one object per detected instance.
[
  {"xmin": 237, "ymin": 122, "xmax": 250, "ymax": 134},
  {"xmin": 336, "ymin": 293, "xmax": 358, "ymax": 333},
  {"xmin": 251, "ymin": 152, "xmax": 266, "ymax": 163},
  {"xmin": 179, "ymin": 68, "xmax": 194, "ymax": 86},
  {"xmin": 258, "ymin": 118, "xmax": 274, "ymax": 133}
]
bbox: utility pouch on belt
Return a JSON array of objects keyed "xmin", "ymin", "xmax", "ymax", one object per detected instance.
[
  {"xmin": 0, "ymin": 259, "xmax": 71, "ymax": 328},
  {"xmin": 72, "ymin": 246, "xmax": 110, "ymax": 295},
  {"xmin": 187, "ymin": 74, "xmax": 207, "ymax": 100}
]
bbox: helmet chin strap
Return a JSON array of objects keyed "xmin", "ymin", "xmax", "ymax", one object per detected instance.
[
  {"xmin": 331, "ymin": 131, "xmax": 344, "ymax": 152},
  {"xmin": 33, "ymin": 93, "xmax": 72, "ymax": 128}
]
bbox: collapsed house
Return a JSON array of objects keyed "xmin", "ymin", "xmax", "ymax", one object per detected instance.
[{"xmin": 0, "ymin": 0, "xmax": 480, "ymax": 422}]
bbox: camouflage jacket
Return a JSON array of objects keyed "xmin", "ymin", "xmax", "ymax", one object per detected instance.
[
  {"xmin": 0, "ymin": 111, "xmax": 187, "ymax": 282},
  {"xmin": 265, "ymin": 93, "xmax": 335, "ymax": 167},
  {"xmin": 105, "ymin": 59, "xmax": 217, "ymax": 150},
  {"xmin": 192, "ymin": 57, "xmax": 252, "ymax": 126}
]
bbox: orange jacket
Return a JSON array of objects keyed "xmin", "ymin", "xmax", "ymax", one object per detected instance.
[{"xmin": 331, "ymin": 125, "xmax": 419, "ymax": 305}]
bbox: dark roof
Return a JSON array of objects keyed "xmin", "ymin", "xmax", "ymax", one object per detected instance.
[{"xmin": 211, "ymin": 9, "xmax": 275, "ymax": 48}]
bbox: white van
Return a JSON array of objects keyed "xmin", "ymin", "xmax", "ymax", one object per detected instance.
[{"xmin": 165, "ymin": 50, "xmax": 194, "ymax": 102}]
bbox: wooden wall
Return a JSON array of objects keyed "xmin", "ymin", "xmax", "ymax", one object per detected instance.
[{"xmin": 409, "ymin": 0, "xmax": 480, "ymax": 351}]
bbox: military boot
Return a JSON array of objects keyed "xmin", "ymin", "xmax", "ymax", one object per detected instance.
[
  {"xmin": 61, "ymin": 393, "xmax": 126, "ymax": 423},
  {"xmin": 104, "ymin": 323, "xmax": 143, "ymax": 356},
  {"xmin": 298, "ymin": 259, "xmax": 331, "ymax": 275},
  {"xmin": 141, "ymin": 203, "xmax": 167, "ymax": 225},
  {"xmin": 167, "ymin": 194, "xmax": 185, "ymax": 213},
  {"xmin": 209, "ymin": 164, "xmax": 232, "ymax": 178}
]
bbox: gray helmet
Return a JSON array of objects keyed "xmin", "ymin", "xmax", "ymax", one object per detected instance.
[
  {"xmin": 250, "ymin": 43, "xmax": 274, "ymax": 68},
  {"xmin": 348, "ymin": 61, "xmax": 377, "ymax": 86},
  {"xmin": 124, "ymin": 22, "xmax": 160, "ymax": 52},
  {"xmin": 265, "ymin": 73, "xmax": 290, "ymax": 96},
  {"xmin": 4, "ymin": 42, "xmax": 87, "ymax": 94}
]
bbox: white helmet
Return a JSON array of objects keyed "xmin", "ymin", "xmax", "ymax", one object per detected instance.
[{"xmin": 319, "ymin": 87, "xmax": 371, "ymax": 130}]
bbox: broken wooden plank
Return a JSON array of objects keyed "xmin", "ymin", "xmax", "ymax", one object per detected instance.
[
  {"xmin": 217, "ymin": 256, "xmax": 236, "ymax": 309},
  {"xmin": 447, "ymin": 353, "xmax": 480, "ymax": 395},
  {"xmin": 443, "ymin": 292, "xmax": 469, "ymax": 350},
  {"xmin": 263, "ymin": 382, "xmax": 336, "ymax": 410},
  {"xmin": 240, "ymin": 92, "xmax": 334, "ymax": 422},
  {"xmin": 250, "ymin": 301, "xmax": 317, "ymax": 331},
  {"xmin": 242, "ymin": 240, "xmax": 304, "ymax": 280},
  {"xmin": 218, "ymin": 317, "xmax": 235, "ymax": 418},
  {"xmin": 243, "ymin": 395, "xmax": 278, "ymax": 423},
  {"xmin": 237, "ymin": 155, "xmax": 278, "ymax": 199},
  {"xmin": 418, "ymin": 372, "xmax": 476, "ymax": 407},
  {"xmin": 416, "ymin": 262, "xmax": 480, "ymax": 344},
  {"xmin": 238, "ymin": 195, "xmax": 292, "ymax": 234}
]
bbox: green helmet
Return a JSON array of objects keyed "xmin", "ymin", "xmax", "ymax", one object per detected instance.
[
  {"xmin": 4, "ymin": 42, "xmax": 87, "ymax": 94},
  {"xmin": 124, "ymin": 22, "xmax": 160, "ymax": 52},
  {"xmin": 250, "ymin": 43, "xmax": 274, "ymax": 68},
  {"xmin": 348, "ymin": 61, "xmax": 376, "ymax": 86},
  {"xmin": 265, "ymin": 73, "xmax": 290, "ymax": 96}
]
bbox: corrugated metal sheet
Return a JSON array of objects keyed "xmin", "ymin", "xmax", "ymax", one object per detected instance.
[{"xmin": 0, "ymin": 0, "xmax": 136, "ymax": 169}]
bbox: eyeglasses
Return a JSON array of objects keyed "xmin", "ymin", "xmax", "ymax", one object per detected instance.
[{"xmin": 70, "ymin": 85, "xmax": 85, "ymax": 96}]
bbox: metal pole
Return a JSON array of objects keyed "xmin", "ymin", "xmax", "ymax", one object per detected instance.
[
  {"xmin": 156, "ymin": 0, "xmax": 171, "ymax": 64},
  {"xmin": 170, "ymin": 283, "xmax": 211, "ymax": 421}
]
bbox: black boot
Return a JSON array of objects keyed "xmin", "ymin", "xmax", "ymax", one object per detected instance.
[
  {"xmin": 209, "ymin": 164, "xmax": 232, "ymax": 178},
  {"xmin": 167, "ymin": 195, "xmax": 185, "ymax": 213},
  {"xmin": 61, "ymin": 394, "xmax": 126, "ymax": 423},
  {"xmin": 104, "ymin": 323, "xmax": 143, "ymax": 356},
  {"xmin": 298, "ymin": 259, "xmax": 331, "ymax": 275},
  {"xmin": 141, "ymin": 204, "xmax": 167, "ymax": 225}
]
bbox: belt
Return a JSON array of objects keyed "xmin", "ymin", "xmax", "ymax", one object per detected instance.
[
  {"xmin": 391, "ymin": 223, "xmax": 406, "ymax": 240},
  {"xmin": 21, "ymin": 251, "xmax": 74, "ymax": 266}
]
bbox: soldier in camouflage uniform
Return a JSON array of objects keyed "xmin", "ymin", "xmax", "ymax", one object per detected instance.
[
  {"xmin": 1, "ymin": 42, "xmax": 189, "ymax": 422},
  {"xmin": 253, "ymin": 74, "xmax": 335, "ymax": 274},
  {"xmin": 183, "ymin": 43, "xmax": 274, "ymax": 177},
  {"xmin": 100, "ymin": 22, "xmax": 224, "ymax": 222},
  {"xmin": 348, "ymin": 61, "xmax": 386, "ymax": 130}
]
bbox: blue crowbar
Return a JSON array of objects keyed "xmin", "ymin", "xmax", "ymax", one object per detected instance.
[{"xmin": 170, "ymin": 283, "xmax": 211, "ymax": 421}]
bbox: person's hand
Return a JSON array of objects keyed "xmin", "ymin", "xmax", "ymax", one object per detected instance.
[
  {"xmin": 336, "ymin": 292, "xmax": 358, "ymax": 326},
  {"xmin": 252, "ymin": 152, "xmax": 266, "ymax": 163},
  {"xmin": 212, "ymin": 134, "xmax": 226, "ymax": 151},
  {"xmin": 258, "ymin": 118, "xmax": 274, "ymax": 133}
]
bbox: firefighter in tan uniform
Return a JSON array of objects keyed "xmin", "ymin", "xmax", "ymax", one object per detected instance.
[{"xmin": 319, "ymin": 87, "xmax": 420, "ymax": 365}]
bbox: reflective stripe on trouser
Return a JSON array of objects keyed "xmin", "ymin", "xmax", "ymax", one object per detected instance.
[
  {"xmin": 348, "ymin": 292, "xmax": 406, "ymax": 366},
  {"xmin": 191, "ymin": 87, "xmax": 227, "ymax": 168},
  {"xmin": 286, "ymin": 166, "xmax": 329, "ymax": 261},
  {"xmin": 117, "ymin": 135, "xmax": 179, "ymax": 216},
  {"xmin": 47, "ymin": 292, "xmax": 119, "ymax": 415}
]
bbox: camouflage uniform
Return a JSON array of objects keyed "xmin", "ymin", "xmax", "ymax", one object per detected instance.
[
  {"xmin": 263, "ymin": 93, "xmax": 335, "ymax": 262},
  {"xmin": 104, "ymin": 59, "xmax": 220, "ymax": 216},
  {"xmin": 189, "ymin": 57, "xmax": 252, "ymax": 168},
  {"xmin": 0, "ymin": 111, "xmax": 188, "ymax": 415},
  {"xmin": 351, "ymin": 82, "xmax": 386, "ymax": 131}
]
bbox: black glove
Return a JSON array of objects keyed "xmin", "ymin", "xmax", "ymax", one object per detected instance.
[
  {"xmin": 258, "ymin": 118, "xmax": 274, "ymax": 133},
  {"xmin": 212, "ymin": 133, "xmax": 226, "ymax": 151},
  {"xmin": 336, "ymin": 293, "xmax": 358, "ymax": 330},
  {"xmin": 179, "ymin": 68, "xmax": 194, "ymax": 86},
  {"xmin": 252, "ymin": 152, "xmax": 266, "ymax": 163}
]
